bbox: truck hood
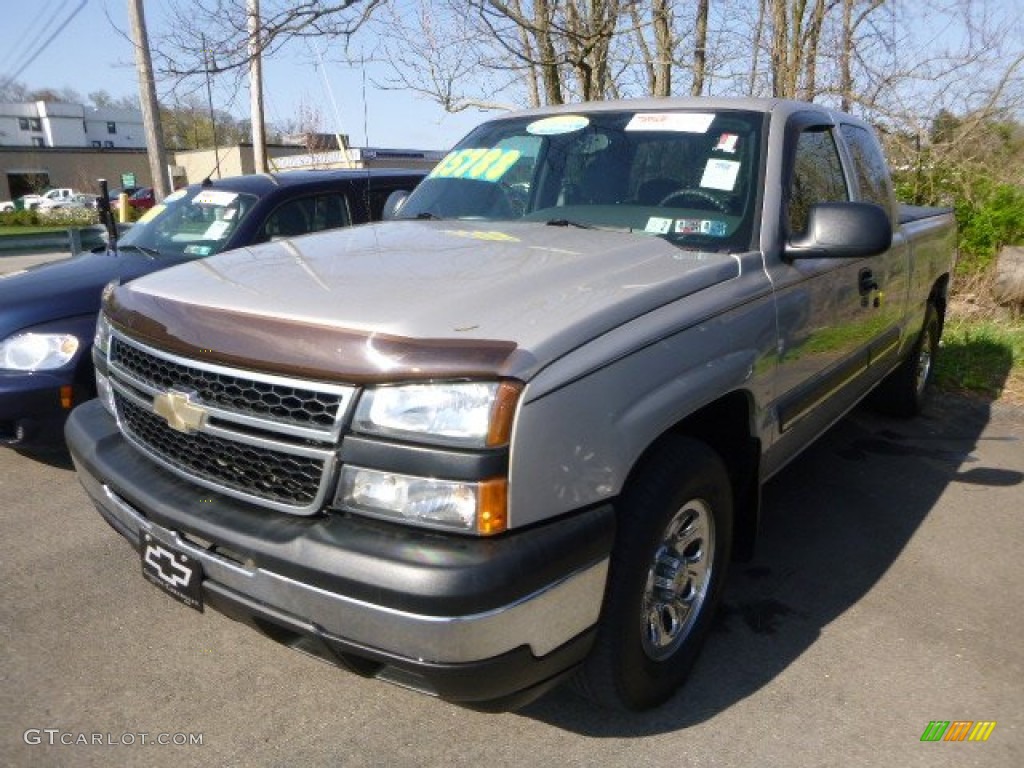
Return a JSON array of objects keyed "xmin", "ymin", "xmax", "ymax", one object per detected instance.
[
  {"xmin": 108, "ymin": 221, "xmax": 742, "ymax": 382},
  {"xmin": 0, "ymin": 248, "xmax": 180, "ymax": 339}
]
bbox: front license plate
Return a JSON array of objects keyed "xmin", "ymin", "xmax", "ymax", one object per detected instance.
[{"xmin": 140, "ymin": 532, "xmax": 204, "ymax": 612}]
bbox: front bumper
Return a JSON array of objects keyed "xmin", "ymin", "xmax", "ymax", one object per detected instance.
[
  {"xmin": 67, "ymin": 400, "xmax": 615, "ymax": 707},
  {"xmin": 0, "ymin": 370, "xmax": 73, "ymax": 445}
]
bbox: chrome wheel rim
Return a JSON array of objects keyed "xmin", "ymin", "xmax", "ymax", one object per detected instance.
[
  {"xmin": 915, "ymin": 338, "xmax": 933, "ymax": 396},
  {"xmin": 641, "ymin": 499, "xmax": 715, "ymax": 661}
]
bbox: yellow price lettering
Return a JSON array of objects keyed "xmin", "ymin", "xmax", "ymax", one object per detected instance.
[
  {"xmin": 483, "ymin": 150, "xmax": 520, "ymax": 181},
  {"xmin": 464, "ymin": 148, "xmax": 505, "ymax": 179},
  {"xmin": 430, "ymin": 150, "xmax": 464, "ymax": 178},
  {"xmin": 429, "ymin": 148, "xmax": 522, "ymax": 182}
]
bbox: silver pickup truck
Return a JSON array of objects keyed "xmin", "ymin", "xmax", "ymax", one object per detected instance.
[{"xmin": 66, "ymin": 98, "xmax": 956, "ymax": 711}]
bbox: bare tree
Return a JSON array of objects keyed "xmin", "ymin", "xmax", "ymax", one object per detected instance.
[{"xmin": 152, "ymin": 1, "xmax": 382, "ymax": 92}]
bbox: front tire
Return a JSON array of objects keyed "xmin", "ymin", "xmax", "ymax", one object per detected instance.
[{"xmin": 575, "ymin": 437, "xmax": 733, "ymax": 710}]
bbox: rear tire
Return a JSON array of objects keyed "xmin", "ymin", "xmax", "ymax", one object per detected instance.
[
  {"xmin": 872, "ymin": 302, "xmax": 940, "ymax": 417},
  {"xmin": 574, "ymin": 437, "xmax": 733, "ymax": 710}
]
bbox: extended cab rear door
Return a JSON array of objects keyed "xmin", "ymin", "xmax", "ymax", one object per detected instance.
[{"xmin": 764, "ymin": 110, "xmax": 907, "ymax": 475}]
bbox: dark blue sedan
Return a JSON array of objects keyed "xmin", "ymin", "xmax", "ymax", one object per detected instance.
[{"xmin": 0, "ymin": 168, "xmax": 425, "ymax": 447}]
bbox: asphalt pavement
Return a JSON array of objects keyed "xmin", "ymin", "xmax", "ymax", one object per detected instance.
[
  {"xmin": 1, "ymin": 389, "xmax": 1021, "ymax": 767},
  {"xmin": 0, "ymin": 249, "xmax": 70, "ymax": 274},
  {"xmin": 1, "ymin": 252, "xmax": 1021, "ymax": 765}
]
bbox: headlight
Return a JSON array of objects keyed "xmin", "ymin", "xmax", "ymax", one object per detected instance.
[
  {"xmin": 94, "ymin": 312, "xmax": 112, "ymax": 355},
  {"xmin": 337, "ymin": 466, "xmax": 507, "ymax": 535},
  {"xmin": 0, "ymin": 332, "xmax": 79, "ymax": 371},
  {"xmin": 353, "ymin": 381, "xmax": 521, "ymax": 448}
]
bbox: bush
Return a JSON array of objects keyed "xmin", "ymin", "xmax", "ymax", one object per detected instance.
[{"xmin": 894, "ymin": 168, "xmax": 1024, "ymax": 276}]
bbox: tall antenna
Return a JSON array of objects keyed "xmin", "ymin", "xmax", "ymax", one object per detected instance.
[{"xmin": 310, "ymin": 39, "xmax": 352, "ymax": 168}]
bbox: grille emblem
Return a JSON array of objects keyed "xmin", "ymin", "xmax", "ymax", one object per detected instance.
[{"xmin": 153, "ymin": 389, "xmax": 207, "ymax": 434}]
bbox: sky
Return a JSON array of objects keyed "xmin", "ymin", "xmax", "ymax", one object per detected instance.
[{"xmin": 0, "ymin": 0, "xmax": 487, "ymax": 151}]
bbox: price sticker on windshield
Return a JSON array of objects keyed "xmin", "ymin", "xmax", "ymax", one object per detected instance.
[
  {"xmin": 429, "ymin": 148, "xmax": 521, "ymax": 182},
  {"xmin": 193, "ymin": 190, "xmax": 238, "ymax": 206}
]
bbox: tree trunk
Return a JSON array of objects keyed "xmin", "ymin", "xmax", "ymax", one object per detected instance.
[{"xmin": 691, "ymin": 0, "xmax": 709, "ymax": 96}]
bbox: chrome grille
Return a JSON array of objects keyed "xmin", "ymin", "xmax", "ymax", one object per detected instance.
[
  {"xmin": 105, "ymin": 332, "xmax": 355, "ymax": 515},
  {"xmin": 111, "ymin": 336, "xmax": 343, "ymax": 434},
  {"xmin": 117, "ymin": 396, "xmax": 326, "ymax": 507}
]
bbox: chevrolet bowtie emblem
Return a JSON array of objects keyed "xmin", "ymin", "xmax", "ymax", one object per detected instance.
[{"xmin": 153, "ymin": 390, "xmax": 207, "ymax": 434}]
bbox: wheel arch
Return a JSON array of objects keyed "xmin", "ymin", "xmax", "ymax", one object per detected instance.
[{"xmin": 623, "ymin": 389, "xmax": 762, "ymax": 562}]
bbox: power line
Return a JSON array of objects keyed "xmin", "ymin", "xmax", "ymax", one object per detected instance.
[
  {"xmin": 0, "ymin": 0, "xmax": 89, "ymax": 93},
  {"xmin": 0, "ymin": 2, "xmax": 66, "ymax": 76}
]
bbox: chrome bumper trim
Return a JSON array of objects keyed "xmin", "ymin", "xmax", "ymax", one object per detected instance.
[{"xmin": 85, "ymin": 472, "xmax": 607, "ymax": 663}]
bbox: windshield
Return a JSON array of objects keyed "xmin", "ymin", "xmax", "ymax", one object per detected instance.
[
  {"xmin": 117, "ymin": 187, "xmax": 258, "ymax": 258},
  {"xmin": 400, "ymin": 109, "xmax": 764, "ymax": 250}
]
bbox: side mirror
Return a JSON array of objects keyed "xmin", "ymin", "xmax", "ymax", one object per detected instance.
[
  {"xmin": 382, "ymin": 190, "xmax": 410, "ymax": 221},
  {"xmin": 786, "ymin": 202, "xmax": 892, "ymax": 260}
]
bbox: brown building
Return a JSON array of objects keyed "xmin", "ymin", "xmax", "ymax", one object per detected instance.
[
  {"xmin": 0, "ymin": 146, "xmax": 151, "ymax": 201},
  {"xmin": 2, "ymin": 143, "xmax": 446, "ymax": 202},
  {"xmin": 172, "ymin": 144, "xmax": 446, "ymax": 186}
]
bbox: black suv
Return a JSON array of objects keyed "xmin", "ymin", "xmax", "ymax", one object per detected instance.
[{"xmin": 0, "ymin": 168, "xmax": 426, "ymax": 447}]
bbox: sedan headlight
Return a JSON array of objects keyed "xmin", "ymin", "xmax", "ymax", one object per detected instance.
[
  {"xmin": 0, "ymin": 332, "xmax": 79, "ymax": 371},
  {"xmin": 353, "ymin": 381, "xmax": 521, "ymax": 448},
  {"xmin": 337, "ymin": 466, "xmax": 507, "ymax": 535}
]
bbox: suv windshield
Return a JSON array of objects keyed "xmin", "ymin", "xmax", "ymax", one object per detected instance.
[
  {"xmin": 399, "ymin": 109, "xmax": 764, "ymax": 250},
  {"xmin": 117, "ymin": 187, "xmax": 258, "ymax": 258}
]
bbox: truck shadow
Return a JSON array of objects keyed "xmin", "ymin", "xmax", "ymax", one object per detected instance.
[{"xmin": 518, "ymin": 392, "xmax": 1022, "ymax": 734}]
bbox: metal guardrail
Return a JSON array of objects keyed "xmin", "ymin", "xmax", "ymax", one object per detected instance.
[{"xmin": 0, "ymin": 226, "xmax": 114, "ymax": 255}]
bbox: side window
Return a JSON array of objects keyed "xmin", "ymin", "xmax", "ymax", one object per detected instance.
[
  {"xmin": 788, "ymin": 128, "xmax": 848, "ymax": 235},
  {"xmin": 839, "ymin": 124, "xmax": 894, "ymax": 213},
  {"xmin": 262, "ymin": 198, "xmax": 313, "ymax": 240},
  {"xmin": 261, "ymin": 194, "xmax": 351, "ymax": 242},
  {"xmin": 309, "ymin": 193, "xmax": 350, "ymax": 232}
]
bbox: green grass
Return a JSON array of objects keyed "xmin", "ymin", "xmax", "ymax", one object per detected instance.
[
  {"xmin": 936, "ymin": 313, "xmax": 1024, "ymax": 403},
  {"xmin": 0, "ymin": 225, "xmax": 71, "ymax": 235}
]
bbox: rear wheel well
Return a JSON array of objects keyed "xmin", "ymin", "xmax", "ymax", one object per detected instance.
[{"xmin": 930, "ymin": 274, "xmax": 950, "ymax": 331}]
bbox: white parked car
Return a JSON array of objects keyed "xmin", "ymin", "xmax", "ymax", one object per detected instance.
[{"xmin": 35, "ymin": 188, "xmax": 79, "ymax": 210}]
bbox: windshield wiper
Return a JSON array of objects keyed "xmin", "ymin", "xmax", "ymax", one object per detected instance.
[
  {"xmin": 546, "ymin": 218, "xmax": 595, "ymax": 229},
  {"xmin": 116, "ymin": 243, "xmax": 161, "ymax": 259},
  {"xmin": 414, "ymin": 211, "xmax": 442, "ymax": 220}
]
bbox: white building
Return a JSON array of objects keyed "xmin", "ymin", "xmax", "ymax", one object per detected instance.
[{"xmin": 0, "ymin": 101, "xmax": 145, "ymax": 149}]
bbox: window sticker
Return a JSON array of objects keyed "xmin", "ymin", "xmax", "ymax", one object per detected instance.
[
  {"xmin": 714, "ymin": 133, "xmax": 739, "ymax": 153},
  {"xmin": 625, "ymin": 113, "xmax": 715, "ymax": 133},
  {"xmin": 700, "ymin": 159, "xmax": 741, "ymax": 191},
  {"xmin": 137, "ymin": 205, "xmax": 165, "ymax": 224},
  {"xmin": 429, "ymin": 148, "xmax": 522, "ymax": 182},
  {"xmin": 203, "ymin": 220, "xmax": 231, "ymax": 239},
  {"xmin": 184, "ymin": 244, "xmax": 213, "ymax": 256},
  {"xmin": 193, "ymin": 190, "xmax": 238, "ymax": 206},
  {"xmin": 644, "ymin": 216, "xmax": 673, "ymax": 234},
  {"xmin": 526, "ymin": 115, "xmax": 590, "ymax": 135},
  {"xmin": 675, "ymin": 219, "xmax": 728, "ymax": 236}
]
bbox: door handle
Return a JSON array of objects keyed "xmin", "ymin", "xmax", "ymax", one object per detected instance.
[{"xmin": 858, "ymin": 268, "xmax": 878, "ymax": 295}]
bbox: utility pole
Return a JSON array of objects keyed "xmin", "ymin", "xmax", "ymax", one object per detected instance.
[
  {"xmin": 248, "ymin": 0, "xmax": 268, "ymax": 173},
  {"xmin": 202, "ymin": 33, "xmax": 222, "ymax": 178},
  {"xmin": 128, "ymin": 0, "xmax": 171, "ymax": 198}
]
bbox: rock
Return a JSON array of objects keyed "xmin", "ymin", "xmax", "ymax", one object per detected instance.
[{"xmin": 993, "ymin": 245, "xmax": 1024, "ymax": 309}]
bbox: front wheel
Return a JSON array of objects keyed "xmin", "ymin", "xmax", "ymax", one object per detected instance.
[{"xmin": 575, "ymin": 437, "xmax": 733, "ymax": 710}]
